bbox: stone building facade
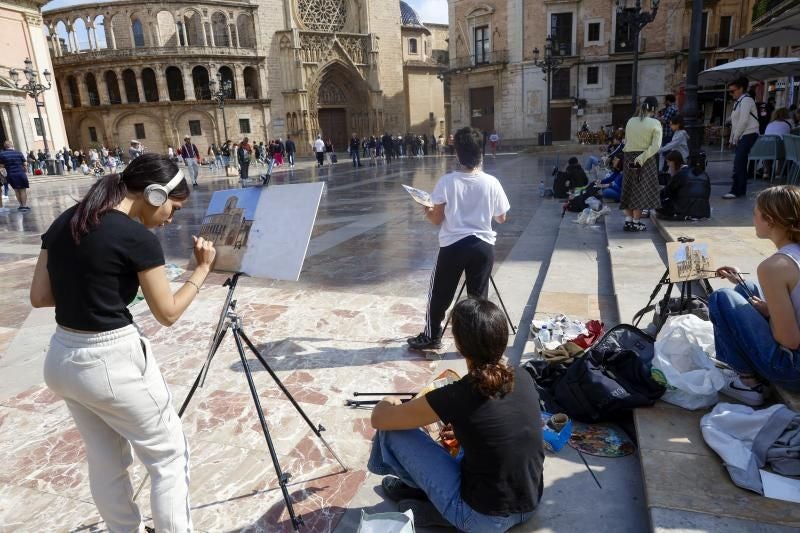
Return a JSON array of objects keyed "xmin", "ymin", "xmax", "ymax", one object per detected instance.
[
  {"xmin": 42, "ymin": 0, "xmax": 448, "ymax": 156},
  {"xmin": 0, "ymin": 0, "xmax": 68, "ymax": 155},
  {"xmin": 444, "ymin": 0, "xmax": 754, "ymax": 145}
]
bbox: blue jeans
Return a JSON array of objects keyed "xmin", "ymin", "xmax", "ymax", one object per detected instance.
[
  {"xmin": 709, "ymin": 282, "xmax": 800, "ymax": 391},
  {"xmin": 351, "ymin": 149, "xmax": 361, "ymax": 166},
  {"xmin": 368, "ymin": 429, "xmax": 535, "ymax": 532},
  {"xmin": 730, "ymin": 133, "xmax": 758, "ymax": 196}
]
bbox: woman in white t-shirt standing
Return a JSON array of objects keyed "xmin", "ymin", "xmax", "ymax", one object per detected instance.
[{"xmin": 408, "ymin": 127, "xmax": 510, "ymax": 350}]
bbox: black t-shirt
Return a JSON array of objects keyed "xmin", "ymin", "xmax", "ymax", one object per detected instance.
[
  {"xmin": 42, "ymin": 206, "xmax": 165, "ymax": 332},
  {"xmin": 426, "ymin": 369, "xmax": 544, "ymax": 516}
]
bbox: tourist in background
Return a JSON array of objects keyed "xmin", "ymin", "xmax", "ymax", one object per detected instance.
[
  {"xmin": 238, "ymin": 137, "xmax": 252, "ymax": 182},
  {"xmin": 285, "ymin": 135, "xmax": 296, "ymax": 168},
  {"xmin": 724, "ymin": 76, "xmax": 760, "ymax": 199},
  {"xmin": 660, "ymin": 114, "xmax": 689, "ymax": 163},
  {"xmin": 621, "ymin": 96, "xmax": 662, "ymax": 232},
  {"xmin": 179, "ymin": 136, "xmax": 200, "ymax": 187},
  {"xmin": 314, "ymin": 135, "xmax": 326, "ymax": 167},
  {"xmin": 0, "ymin": 141, "xmax": 31, "ymax": 211}
]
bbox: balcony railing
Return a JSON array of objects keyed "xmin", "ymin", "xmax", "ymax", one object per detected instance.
[
  {"xmin": 52, "ymin": 45, "xmax": 258, "ymax": 66},
  {"xmin": 449, "ymin": 50, "xmax": 509, "ymax": 70}
]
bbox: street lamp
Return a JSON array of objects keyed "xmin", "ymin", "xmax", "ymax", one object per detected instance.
[
  {"xmin": 533, "ymin": 35, "xmax": 564, "ymax": 146},
  {"xmin": 615, "ymin": 0, "xmax": 659, "ymax": 109},
  {"xmin": 9, "ymin": 58, "xmax": 55, "ymax": 172},
  {"xmin": 208, "ymin": 73, "xmax": 233, "ymax": 146}
]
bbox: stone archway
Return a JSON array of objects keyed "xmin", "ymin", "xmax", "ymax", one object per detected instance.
[{"xmin": 310, "ymin": 61, "xmax": 370, "ymax": 150}]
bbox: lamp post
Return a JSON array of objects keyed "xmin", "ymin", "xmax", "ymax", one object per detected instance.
[
  {"xmin": 533, "ymin": 35, "xmax": 564, "ymax": 146},
  {"xmin": 9, "ymin": 58, "xmax": 55, "ymax": 173},
  {"xmin": 683, "ymin": 0, "xmax": 705, "ymax": 169},
  {"xmin": 208, "ymin": 73, "xmax": 232, "ymax": 147},
  {"xmin": 615, "ymin": 0, "xmax": 659, "ymax": 109}
]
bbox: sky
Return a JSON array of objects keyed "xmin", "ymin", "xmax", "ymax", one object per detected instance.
[{"xmin": 43, "ymin": 0, "xmax": 449, "ymax": 24}]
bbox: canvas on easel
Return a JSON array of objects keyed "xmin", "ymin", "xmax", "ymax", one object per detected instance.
[
  {"xmin": 196, "ymin": 182, "xmax": 325, "ymax": 280},
  {"xmin": 667, "ymin": 241, "xmax": 716, "ymax": 282}
]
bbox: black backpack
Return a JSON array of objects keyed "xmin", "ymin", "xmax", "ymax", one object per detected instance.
[
  {"xmin": 564, "ymin": 184, "xmax": 602, "ymax": 213},
  {"xmin": 523, "ymin": 324, "xmax": 662, "ymax": 422}
]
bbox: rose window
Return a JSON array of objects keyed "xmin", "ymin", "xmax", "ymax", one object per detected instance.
[{"xmin": 297, "ymin": 0, "xmax": 348, "ymax": 32}]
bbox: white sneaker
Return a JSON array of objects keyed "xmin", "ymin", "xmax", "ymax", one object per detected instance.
[
  {"xmin": 720, "ymin": 370, "xmax": 767, "ymax": 406},
  {"xmin": 722, "ymin": 193, "xmax": 738, "ymax": 200}
]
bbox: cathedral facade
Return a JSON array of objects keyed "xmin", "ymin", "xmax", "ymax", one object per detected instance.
[{"xmin": 42, "ymin": 0, "xmax": 447, "ymax": 155}]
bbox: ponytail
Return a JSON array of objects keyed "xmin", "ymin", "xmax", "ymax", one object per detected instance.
[
  {"xmin": 69, "ymin": 152, "xmax": 185, "ymax": 244},
  {"xmin": 450, "ymin": 298, "xmax": 515, "ymax": 399},
  {"xmin": 470, "ymin": 360, "xmax": 514, "ymax": 398},
  {"xmin": 70, "ymin": 173, "xmax": 127, "ymax": 244}
]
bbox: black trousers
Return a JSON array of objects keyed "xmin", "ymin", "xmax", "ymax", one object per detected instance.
[
  {"xmin": 425, "ymin": 236, "xmax": 494, "ymax": 339},
  {"xmin": 316, "ymin": 152, "xmax": 325, "ymax": 166}
]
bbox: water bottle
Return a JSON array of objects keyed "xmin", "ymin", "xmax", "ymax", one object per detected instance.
[
  {"xmin": 551, "ymin": 324, "xmax": 564, "ymax": 344},
  {"xmin": 538, "ymin": 325, "xmax": 551, "ymax": 343},
  {"xmin": 539, "ymin": 180, "xmax": 545, "ymax": 197}
]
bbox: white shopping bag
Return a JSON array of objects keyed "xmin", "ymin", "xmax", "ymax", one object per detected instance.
[
  {"xmin": 357, "ymin": 509, "xmax": 415, "ymax": 533},
  {"xmin": 653, "ymin": 314, "xmax": 726, "ymax": 410}
]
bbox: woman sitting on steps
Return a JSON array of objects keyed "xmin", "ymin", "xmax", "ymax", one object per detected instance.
[
  {"xmin": 710, "ymin": 185, "xmax": 800, "ymax": 406},
  {"xmin": 368, "ymin": 298, "xmax": 544, "ymax": 532}
]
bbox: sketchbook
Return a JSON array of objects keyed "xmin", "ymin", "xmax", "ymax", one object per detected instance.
[{"xmin": 402, "ymin": 184, "xmax": 434, "ymax": 208}]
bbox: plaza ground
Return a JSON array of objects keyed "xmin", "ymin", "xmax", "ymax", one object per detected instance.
[{"xmin": 0, "ymin": 149, "xmax": 787, "ymax": 532}]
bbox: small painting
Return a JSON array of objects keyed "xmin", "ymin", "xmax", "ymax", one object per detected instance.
[{"xmin": 667, "ymin": 241, "xmax": 715, "ymax": 282}]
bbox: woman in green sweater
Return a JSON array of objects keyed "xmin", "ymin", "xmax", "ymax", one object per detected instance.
[{"xmin": 621, "ymin": 96, "xmax": 663, "ymax": 231}]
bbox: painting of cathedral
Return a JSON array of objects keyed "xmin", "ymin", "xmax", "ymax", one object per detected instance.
[
  {"xmin": 667, "ymin": 242, "xmax": 715, "ymax": 282},
  {"xmin": 198, "ymin": 182, "xmax": 324, "ymax": 280},
  {"xmin": 199, "ymin": 194, "xmax": 256, "ymax": 272}
]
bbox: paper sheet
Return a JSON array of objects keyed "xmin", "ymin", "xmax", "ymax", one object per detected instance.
[{"xmin": 760, "ymin": 469, "xmax": 800, "ymax": 503}]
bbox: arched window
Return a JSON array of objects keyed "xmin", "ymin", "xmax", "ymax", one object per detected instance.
[
  {"xmin": 74, "ymin": 18, "xmax": 90, "ymax": 51},
  {"xmin": 176, "ymin": 22, "xmax": 186, "ymax": 46},
  {"xmin": 85, "ymin": 73, "xmax": 100, "ymax": 105},
  {"xmin": 184, "ymin": 11, "xmax": 203, "ymax": 46},
  {"xmin": 211, "ymin": 13, "xmax": 229, "ymax": 47},
  {"xmin": 132, "ymin": 18, "xmax": 145, "ymax": 47},
  {"xmin": 243, "ymin": 66, "xmax": 259, "ymax": 99},
  {"xmin": 105, "ymin": 71, "xmax": 121, "ymax": 104},
  {"xmin": 66, "ymin": 75, "xmax": 81, "ymax": 106},
  {"xmin": 236, "ymin": 14, "xmax": 255, "ymax": 48},
  {"xmin": 55, "ymin": 21, "xmax": 70, "ymax": 54},
  {"xmin": 156, "ymin": 11, "xmax": 177, "ymax": 46},
  {"xmin": 192, "ymin": 66, "xmax": 210, "ymax": 100},
  {"xmin": 142, "ymin": 68, "xmax": 159, "ymax": 102},
  {"xmin": 93, "ymin": 15, "xmax": 108, "ymax": 49},
  {"xmin": 122, "ymin": 69, "xmax": 139, "ymax": 103},
  {"xmin": 218, "ymin": 66, "xmax": 235, "ymax": 99},
  {"xmin": 166, "ymin": 66, "xmax": 185, "ymax": 101},
  {"xmin": 408, "ymin": 38, "xmax": 418, "ymax": 54}
]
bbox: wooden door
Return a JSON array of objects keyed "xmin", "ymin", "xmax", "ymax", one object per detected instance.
[
  {"xmin": 551, "ymin": 107, "xmax": 572, "ymax": 141},
  {"xmin": 469, "ymin": 87, "xmax": 494, "ymax": 133},
  {"xmin": 612, "ymin": 104, "xmax": 634, "ymax": 130},
  {"xmin": 318, "ymin": 108, "xmax": 347, "ymax": 151}
]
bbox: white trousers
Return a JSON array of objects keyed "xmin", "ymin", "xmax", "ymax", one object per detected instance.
[
  {"xmin": 185, "ymin": 158, "xmax": 199, "ymax": 184},
  {"xmin": 44, "ymin": 325, "xmax": 192, "ymax": 533}
]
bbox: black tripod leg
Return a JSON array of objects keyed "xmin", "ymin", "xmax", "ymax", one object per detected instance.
[
  {"xmin": 490, "ymin": 274, "xmax": 517, "ymax": 334},
  {"xmin": 237, "ymin": 329, "xmax": 348, "ymax": 471},
  {"xmin": 232, "ymin": 327, "xmax": 303, "ymax": 532},
  {"xmin": 178, "ymin": 327, "xmax": 228, "ymax": 417},
  {"xmin": 441, "ymin": 279, "xmax": 467, "ymax": 336}
]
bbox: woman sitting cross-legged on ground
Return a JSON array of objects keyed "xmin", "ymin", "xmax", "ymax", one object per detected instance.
[
  {"xmin": 710, "ymin": 185, "xmax": 800, "ymax": 406},
  {"xmin": 596, "ymin": 155, "xmax": 624, "ymax": 202},
  {"xmin": 369, "ymin": 298, "xmax": 544, "ymax": 531}
]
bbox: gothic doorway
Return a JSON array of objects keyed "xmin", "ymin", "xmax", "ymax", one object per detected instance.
[{"xmin": 318, "ymin": 108, "xmax": 347, "ymax": 150}]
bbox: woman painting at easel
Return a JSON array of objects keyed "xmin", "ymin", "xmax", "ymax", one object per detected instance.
[
  {"xmin": 710, "ymin": 186, "xmax": 800, "ymax": 406},
  {"xmin": 369, "ymin": 298, "xmax": 544, "ymax": 531},
  {"xmin": 29, "ymin": 153, "xmax": 216, "ymax": 532}
]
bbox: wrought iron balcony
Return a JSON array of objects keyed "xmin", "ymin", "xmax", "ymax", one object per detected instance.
[
  {"xmin": 51, "ymin": 45, "xmax": 259, "ymax": 67},
  {"xmin": 449, "ymin": 50, "xmax": 509, "ymax": 70}
]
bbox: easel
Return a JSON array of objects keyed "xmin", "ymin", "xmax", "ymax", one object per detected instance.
[
  {"xmin": 136, "ymin": 273, "xmax": 346, "ymax": 531},
  {"xmin": 442, "ymin": 274, "xmax": 517, "ymax": 335},
  {"xmin": 632, "ymin": 238, "xmax": 713, "ymax": 331}
]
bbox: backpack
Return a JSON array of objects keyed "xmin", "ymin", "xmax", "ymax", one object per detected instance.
[
  {"xmin": 552, "ymin": 171, "xmax": 571, "ymax": 198},
  {"xmin": 564, "ymin": 184, "xmax": 602, "ymax": 213}
]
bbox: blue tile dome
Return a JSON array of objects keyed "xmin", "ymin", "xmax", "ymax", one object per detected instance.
[{"xmin": 400, "ymin": 1, "xmax": 424, "ymax": 27}]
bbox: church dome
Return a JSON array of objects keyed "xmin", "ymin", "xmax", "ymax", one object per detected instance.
[{"xmin": 400, "ymin": 1, "xmax": 424, "ymax": 27}]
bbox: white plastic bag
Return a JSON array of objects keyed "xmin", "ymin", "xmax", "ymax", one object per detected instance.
[
  {"xmin": 652, "ymin": 314, "xmax": 726, "ymax": 410},
  {"xmin": 357, "ymin": 509, "xmax": 415, "ymax": 533}
]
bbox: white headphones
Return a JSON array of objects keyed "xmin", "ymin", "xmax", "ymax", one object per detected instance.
[{"xmin": 143, "ymin": 170, "xmax": 185, "ymax": 207}]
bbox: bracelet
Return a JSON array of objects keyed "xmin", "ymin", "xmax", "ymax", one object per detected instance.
[{"xmin": 186, "ymin": 280, "xmax": 201, "ymax": 293}]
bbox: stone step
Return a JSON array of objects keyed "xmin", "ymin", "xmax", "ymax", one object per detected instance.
[{"xmin": 605, "ymin": 173, "xmax": 800, "ymax": 532}]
